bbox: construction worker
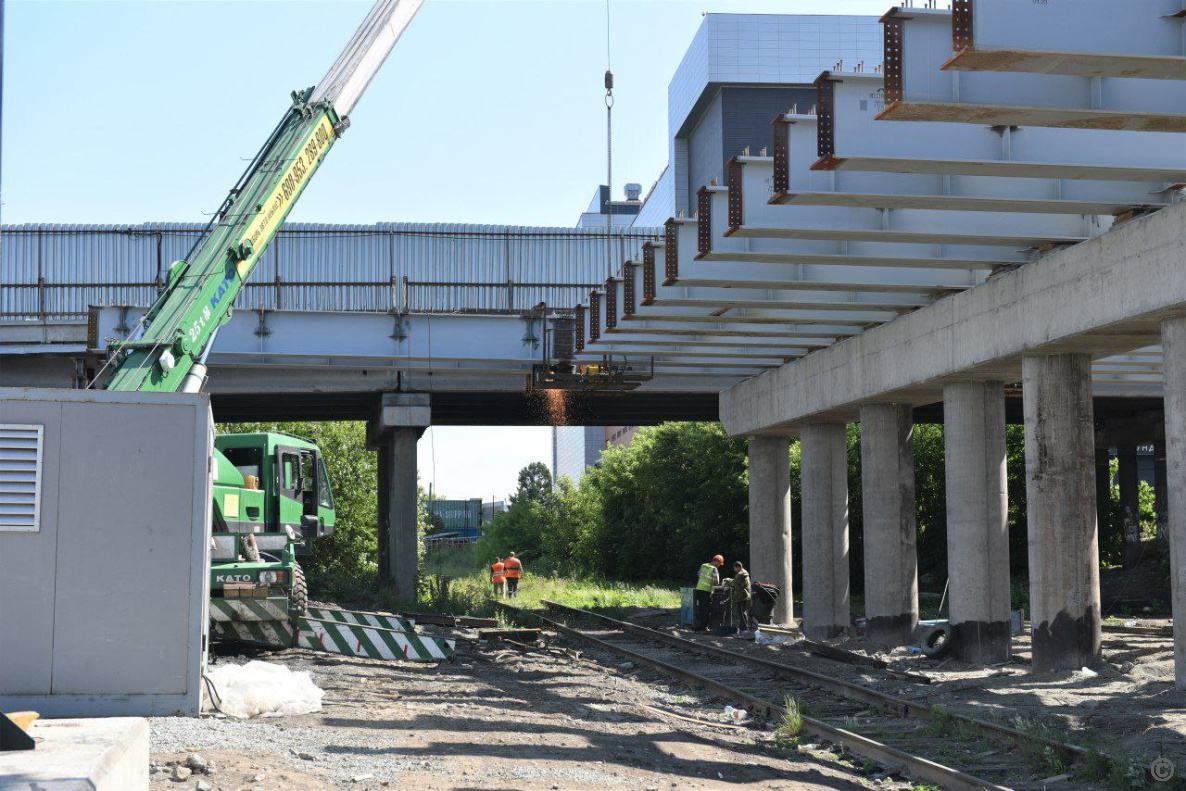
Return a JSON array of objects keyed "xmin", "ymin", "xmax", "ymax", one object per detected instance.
[
  {"xmin": 504, "ymin": 552, "xmax": 524, "ymax": 598},
  {"xmin": 491, "ymin": 557, "xmax": 506, "ymax": 599},
  {"xmin": 692, "ymin": 555, "xmax": 724, "ymax": 631},
  {"xmin": 728, "ymin": 560, "xmax": 752, "ymax": 634}
]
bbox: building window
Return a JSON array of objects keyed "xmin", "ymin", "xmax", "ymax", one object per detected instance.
[{"xmin": 0, "ymin": 424, "xmax": 44, "ymax": 532}]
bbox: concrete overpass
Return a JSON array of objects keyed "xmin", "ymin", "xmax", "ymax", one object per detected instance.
[{"xmin": 570, "ymin": 3, "xmax": 1186, "ymax": 687}]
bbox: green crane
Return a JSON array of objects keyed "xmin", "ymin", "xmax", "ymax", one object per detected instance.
[{"xmin": 99, "ymin": 0, "xmax": 424, "ymax": 647}]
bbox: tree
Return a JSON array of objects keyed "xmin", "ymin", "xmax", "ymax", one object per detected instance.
[{"xmin": 510, "ymin": 461, "xmax": 554, "ymax": 507}]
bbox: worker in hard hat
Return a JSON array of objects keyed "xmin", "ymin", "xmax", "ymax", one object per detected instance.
[
  {"xmin": 504, "ymin": 552, "xmax": 524, "ymax": 598},
  {"xmin": 491, "ymin": 557, "xmax": 507, "ymax": 599},
  {"xmin": 726, "ymin": 560, "xmax": 752, "ymax": 634},
  {"xmin": 692, "ymin": 555, "xmax": 724, "ymax": 631}
]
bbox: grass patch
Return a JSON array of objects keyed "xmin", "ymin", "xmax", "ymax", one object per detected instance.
[
  {"xmin": 325, "ymin": 557, "xmax": 681, "ymax": 622},
  {"xmin": 1009, "ymin": 716, "xmax": 1069, "ymax": 778},
  {"xmin": 773, "ymin": 694, "xmax": 803, "ymax": 749}
]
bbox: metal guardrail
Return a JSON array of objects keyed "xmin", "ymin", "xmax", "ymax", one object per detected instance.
[{"xmin": 0, "ymin": 224, "xmax": 661, "ymax": 320}]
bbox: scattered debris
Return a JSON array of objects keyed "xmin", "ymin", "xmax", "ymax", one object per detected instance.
[{"xmin": 204, "ymin": 661, "xmax": 324, "ymax": 719}]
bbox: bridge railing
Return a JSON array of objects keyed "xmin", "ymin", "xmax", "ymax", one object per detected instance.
[{"xmin": 0, "ymin": 223, "xmax": 660, "ymax": 320}]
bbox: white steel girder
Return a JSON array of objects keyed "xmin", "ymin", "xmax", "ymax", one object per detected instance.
[
  {"xmin": 88, "ymin": 307, "xmax": 752, "ymax": 385},
  {"xmin": 818, "ymin": 74, "xmax": 1186, "ymax": 183},
  {"xmin": 789, "ymin": 79, "xmax": 1180, "ymax": 214},
  {"xmin": 879, "ymin": 7, "xmax": 1186, "ymax": 132},
  {"xmin": 943, "ymin": 0, "xmax": 1186, "ymax": 81},
  {"xmin": 719, "ymin": 171, "xmax": 1097, "ymax": 248},
  {"xmin": 678, "ymin": 213, "xmax": 982, "ymax": 294}
]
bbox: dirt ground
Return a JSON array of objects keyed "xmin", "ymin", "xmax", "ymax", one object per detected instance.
[
  {"xmin": 147, "ymin": 623, "xmax": 881, "ymax": 790},
  {"xmin": 147, "ymin": 609, "xmax": 1186, "ymax": 790}
]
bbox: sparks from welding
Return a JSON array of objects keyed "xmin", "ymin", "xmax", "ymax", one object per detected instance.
[{"xmin": 542, "ymin": 389, "xmax": 568, "ymax": 426}]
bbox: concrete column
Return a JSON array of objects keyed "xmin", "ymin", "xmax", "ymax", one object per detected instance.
[
  {"xmin": 376, "ymin": 438, "xmax": 390, "ymax": 581},
  {"xmin": 385, "ymin": 429, "xmax": 420, "ymax": 601},
  {"xmin": 1159, "ymin": 316, "xmax": 1186, "ymax": 690},
  {"xmin": 748, "ymin": 436, "xmax": 793, "ymax": 624},
  {"xmin": 1155, "ymin": 440, "xmax": 1169, "ymax": 546},
  {"xmin": 372, "ymin": 393, "xmax": 430, "ymax": 602},
  {"xmin": 943, "ymin": 381, "xmax": 1011, "ymax": 664},
  {"xmin": 1095, "ymin": 448, "xmax": 1112, "ymax": 531},
  {"xmin": 1022, "ymin": 354, "xmax": 1102, "ymax": 672},
  {"xmin": 800, "ymin": 424, "xmax": 850, "ymax": 640},
  {"xmin": 859, "ymin": 403, "xmax": 918, "ymax": 647},
  {"xmin": 1118, "ymin": 445, "xmax": 1142, "ymax": 567}
]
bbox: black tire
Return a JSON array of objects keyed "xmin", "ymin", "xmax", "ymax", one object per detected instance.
[
  {"xmin": 289, "ymin": 562, "xmax": 308, "ymax": 622},
  {"xmin": 920, "ymin": 624, "xmax": 957, "ymax": 659}
]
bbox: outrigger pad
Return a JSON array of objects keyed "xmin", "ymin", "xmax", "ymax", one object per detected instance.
[
  {"xmin": 212, "ymin": 619, "xmax": 297, "ymax": 648},
  {"xmin": 0, "ymin": 713, "xmax": 36, "ymax": 752},
  {"xmin": 297, "ymin": 616, "xmax": 455, "ymax": 662}
]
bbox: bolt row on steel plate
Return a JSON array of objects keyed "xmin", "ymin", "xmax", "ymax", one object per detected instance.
[{"xmin": 580, "ymin": 0, "xmax": 1185, "ymax": 388}]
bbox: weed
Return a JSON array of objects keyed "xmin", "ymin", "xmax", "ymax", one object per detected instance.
[
  {"xmin": 1070, "ymin": 747, "xmax": 1113, "ymax": 784},
  {"xmin": 773, "ymin": 694, "xmax": 803, "ymax": 749},
  {"xmin": 1106, "ymin": 754, "xmax": 1149, "ymax": 789},
  {"xmin": 1009, "ymin": 716, "xmax": 1070, "ymax": 777}
]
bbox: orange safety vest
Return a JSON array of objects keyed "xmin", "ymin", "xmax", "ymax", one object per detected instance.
[
  {"xmin": 491, "ymin": 562, "xmax": 506, "ymax": 583},
  {"xmin": 504, "ymin": 557, "xmax": 523, "ymax": 579}
]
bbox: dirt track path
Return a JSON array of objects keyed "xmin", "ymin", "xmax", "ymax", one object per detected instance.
[{"xmin": 147, "ymin": 633, "xmax": 879, "ymax": 790}]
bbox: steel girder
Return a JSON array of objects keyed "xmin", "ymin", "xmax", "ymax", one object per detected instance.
[
  {"xmin": 88, "ymin": 307, "xmax": 752, "ymax": 386},
  {"xmin": 803, "ymin": 76, "xmax": 1180, "ymax": 214},
  {"xmin": 944, "ymin": 0, "xmax": 1186, "ymax": 81},
  {"xmin": 878, "ymin": 7, "xmax": 1186, "ymax": 131},
  {"xmin": 719, "ymin": 157, "xmax": 1097, "ymax": 247}
]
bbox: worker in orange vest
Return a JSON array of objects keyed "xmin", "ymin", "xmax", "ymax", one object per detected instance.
[
  {"xmin": 504, "ymin": 552, "xmax": 524, "ymax": 598},
  {"xmin": 491, "ymin": 558, "xmax": 506, "ymax": 599}
]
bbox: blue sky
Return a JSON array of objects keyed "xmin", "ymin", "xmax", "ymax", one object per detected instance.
[{"xmin": 2, "ymin": 0, "xmax": 889, "ymax": 498}]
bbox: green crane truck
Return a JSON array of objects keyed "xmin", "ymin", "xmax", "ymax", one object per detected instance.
[{"xmin": 97, "ymin": 0, "xmax": 424, "ymax": 649}]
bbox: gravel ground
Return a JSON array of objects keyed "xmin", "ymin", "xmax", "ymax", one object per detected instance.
[
  {"xmin": 146, "ymin": 625, "xmax": 880, "ymax": 791},
  {"xmin": 631, "ymin": 611, "xmax": 1186, "ymax": 774}
]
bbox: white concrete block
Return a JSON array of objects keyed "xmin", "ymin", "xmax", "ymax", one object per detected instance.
[{"xmin": 0, "ymin": 718, "xmax": 149, "ymax": 791}]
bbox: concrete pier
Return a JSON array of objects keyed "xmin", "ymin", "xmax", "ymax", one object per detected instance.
[
  {"xmin": 1023, "ymin": 354, "xmax": 1102, "ymax": 672},
  {"xmin": 799, "ymin": 423, "xmax": 851, "ymax": 639},
  {"xmin": 1095, "ymin": 448, "xmax": 1112, "ymax": 531},
  {"xmin": 747, "ymin": 436, "xmax": 793, "ymax": 624},
  {"xmin": 386, "ymin": 429, "xmax": 421, "ymax": 601},
  {"xmin": 1160, "ymin": 316, "xmax": 1186, "ymax": 689},
  {"xmin": 375, "ymin": 393, "xmax": 431, "ymax": 601},
  {"xmin": 859, "ymin": 404, "xmax": 918, "ymax": 647},
  {"xmin": 943, "ymin": 381, "xmax": 1011, "ymax": 664},
  {"xmin": 1155, "ymin": 440, "xmax": 1169, "ymax": 545},
  {"xmin": 1118, "ymin": 445, "xmax": 1142, "ymax": 567}
]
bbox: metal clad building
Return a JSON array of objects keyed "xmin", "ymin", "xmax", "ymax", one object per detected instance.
[
  {"xmin": 552, "ymin": 425, "xmax": 604, "ymax": 484},
  {"xmin": 665, "ymin": 14, "xmax": 883, "ymax": 216},
  {"xmin": 0, "ymin": 223, "xmax": 660, "ymax": 320}
]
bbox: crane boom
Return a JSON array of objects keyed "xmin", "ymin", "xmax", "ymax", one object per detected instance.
[{"xmin": 105, "ymin": 0, "xmax": 423, "ymax": 392}]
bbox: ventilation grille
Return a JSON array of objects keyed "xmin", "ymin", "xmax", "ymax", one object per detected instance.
[{"xmin": 0, "ymin": 425, "xmax": 44, "ymax": 532}]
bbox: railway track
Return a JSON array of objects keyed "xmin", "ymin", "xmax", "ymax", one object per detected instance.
[{"xmin": 499, "ymin": 600, "xmax": 1107, "ymax": 791}]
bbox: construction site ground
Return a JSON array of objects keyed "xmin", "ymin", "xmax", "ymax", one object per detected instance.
[{"xmin": 145, "ymin": 607, "xmax": 1186, "ymax": 790}]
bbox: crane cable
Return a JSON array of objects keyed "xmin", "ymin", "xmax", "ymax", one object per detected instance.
[{"xmin": 604, "ymin": 0, "xmax": 614, "ymax": 280}]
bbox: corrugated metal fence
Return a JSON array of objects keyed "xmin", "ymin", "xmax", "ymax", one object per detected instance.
[{"xmin": 0, "ymin": 223, "xmax": 660, "ymax": 319}]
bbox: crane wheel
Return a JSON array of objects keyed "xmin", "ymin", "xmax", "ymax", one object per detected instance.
[{"xmin": 289, "ymin": 562, "xmax": 308, "ymax": 622}]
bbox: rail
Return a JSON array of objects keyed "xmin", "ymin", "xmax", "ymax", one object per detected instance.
[{"xmin": 496, "ymin": 601, "xmax": 1008, "ymax": 791}]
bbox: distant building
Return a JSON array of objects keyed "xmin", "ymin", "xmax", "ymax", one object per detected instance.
[
  {"xmin": 605, "ymin": 425, "xmax": 639, "ymax": 449},
  {"xmin": 576, "ymin": 184, "xmax": 643, "ymax": 228},
  {"xmin": 552, "ymin": 425, "xmax": 603, "ymax": 484},
  {"xmin": 481, "ymin": 500, "xmax": 507, "ymax": 525}
]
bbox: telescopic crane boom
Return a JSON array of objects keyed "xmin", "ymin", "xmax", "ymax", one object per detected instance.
[{"xmin": 104, "ymin": 0, "xmax": 423, "ymax": 392}]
